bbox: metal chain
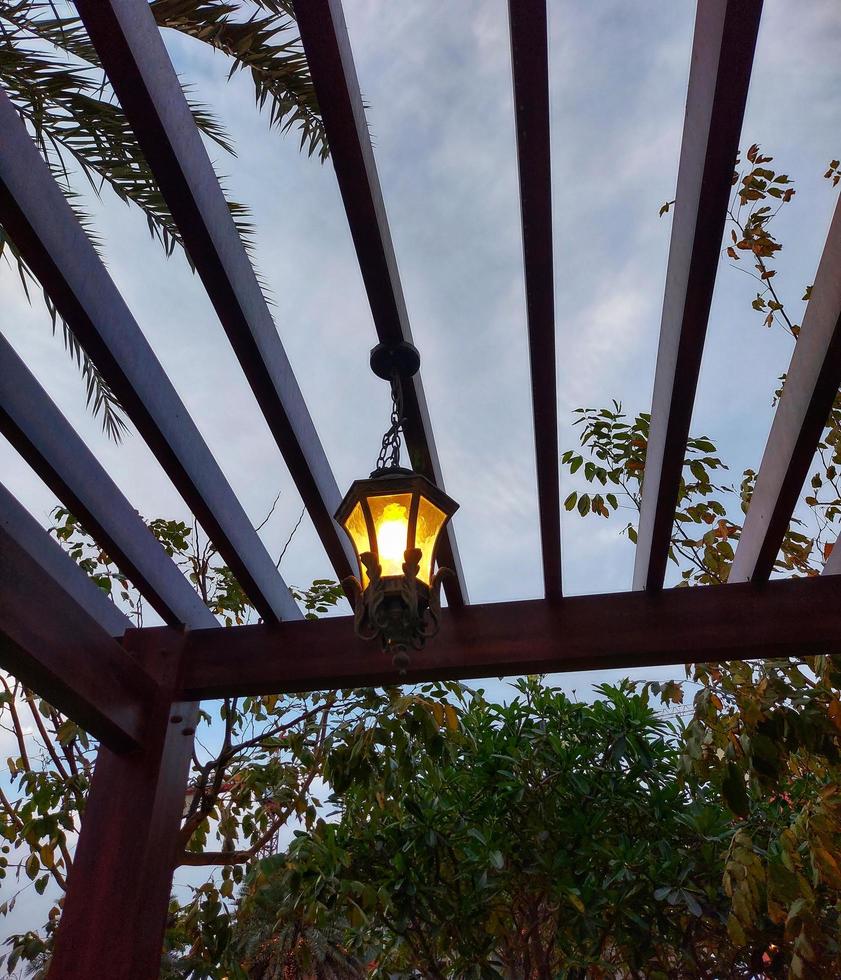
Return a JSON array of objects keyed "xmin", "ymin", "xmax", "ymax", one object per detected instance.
[{"xmin": 375, "ymin": 372, "xmax": 405, "ymax": 471}]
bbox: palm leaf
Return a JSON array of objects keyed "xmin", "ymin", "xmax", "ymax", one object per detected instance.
[
  {"xmin": 151, "ymin": 0, "xmax": 327, "ymax": 160},
  {"xmin": 0, "ymin": 0, "xmax": 325, "ymax": 438}
]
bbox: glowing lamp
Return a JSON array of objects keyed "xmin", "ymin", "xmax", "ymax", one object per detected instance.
[{"xmin": 335, "ymin": 343, "xmax": 458, "ymax": 671}]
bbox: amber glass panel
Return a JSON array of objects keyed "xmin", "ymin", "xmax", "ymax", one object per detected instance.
[
  {"xmin": 415, "ymin": 495, "xmax": 447, "ymax": 585},
  {"xmin": 367, "ymin": 493, "xmax": 413, "ymax": 578},
  {"xmin": 342, "ymin": 500, "xmax": 373, "ymax": 587}
]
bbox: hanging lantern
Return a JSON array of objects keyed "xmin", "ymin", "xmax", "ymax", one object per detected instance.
[{"xmin": 336, "ymin": 342, "xmax": 458, "ymax": 672}]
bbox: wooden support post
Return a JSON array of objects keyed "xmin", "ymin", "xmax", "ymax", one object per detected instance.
[{"xmin": 48, "ymin": 627, "xmax": 197, "ymax": 980}]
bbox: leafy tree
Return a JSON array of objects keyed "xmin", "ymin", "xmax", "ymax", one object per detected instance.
[
  {"xmin": 243, "ymin": 679, "xmax": 746, "ymax": 979},
  {"xmin": 558, "ymin": 147, "xmax": 841, "ymax": 978},
  {"xmin": 6, "ymin": 146, "xmax": 841, "ymax": 980},
  {"xmin": 223, "ymin": 149, "xmax": 841, "ymax": 979},
  {"xmin": 1, "ymin": 503, "xmax": 403, "ymax": 976},
  {"xmin": 0, "ymin": 0, "xmax": 324, "ymax": 439}
]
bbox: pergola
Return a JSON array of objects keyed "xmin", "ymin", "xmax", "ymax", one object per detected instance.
[{"xmin": 1, "ymin": 0, "xmax": 840, "ymax": 975}]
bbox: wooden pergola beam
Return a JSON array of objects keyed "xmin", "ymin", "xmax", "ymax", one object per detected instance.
[
  {"xmin": 179, "ymin": 575, "xmax": 840, "ymax": 700},
  {"xmin": 633, "ymin": 0, "xmax": 762, "ymax": 591},
  {"xmin": 74, "ymin": 0, "xmax": 357, "ymax": 586},
  {"xmin": 293, "ymin": 0, "xmax": 467, "ymax": 607},
  {"xmin": 0, "ymin": 521, "xmax": 154, "ymax": 751},
  {"xmin": 0, "ymin": 483, "xmax": 131, "ymax": 638},
  {"xmin": 508, "ymin": 0, "xmax": 561, "ymax": 600},
  {"xmin": 0, "ymin": 336, "xmax": 217, "ymax": 630},
  {"xmin": 0, "ymin": 90, "xmax": 300, "ymax": 624},
  {"xmin": 731, "ymin": 196, "xmax": 841, "ymax": 582}
]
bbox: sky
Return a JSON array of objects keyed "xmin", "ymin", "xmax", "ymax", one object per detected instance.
[{"xmin": 2, "ymin": 0, "xmax": 841, "ymax": 942}]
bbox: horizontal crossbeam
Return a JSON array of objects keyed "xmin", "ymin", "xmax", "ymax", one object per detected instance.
[
  {"xmin": 0, "ymin": 519, "xmax": 154, "ymax": 751},
  {"xmin": 179, "ymin": 576, "xmax": 841, "ymax": 700}
]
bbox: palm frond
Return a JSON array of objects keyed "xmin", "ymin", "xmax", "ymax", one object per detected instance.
[
  {"xmin": 0, "ymin": 0, "xmax": 326, "ymax": 439},
  {"xmin": 0, "ymin": 39, "xmax": 246, "ymax": 251},
  {"xmin": 0, "ymin": 1, "xmax": 100, "ymax": 66},
  {"xmin": 151, "ymin": 0, "xmax": 328, "ymax": 160},
  {"xmin": 0, "ymin": 206, "xmax": 129, "ymax": 443}
]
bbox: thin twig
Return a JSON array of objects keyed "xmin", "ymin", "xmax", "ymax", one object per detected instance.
[
  {"xmin": 255, "ymin": 489, "xmax": 282, "ymax": 531},
  {"xmin": 276, "ymin": 505, "xmax": 306, "ymax": 570}
]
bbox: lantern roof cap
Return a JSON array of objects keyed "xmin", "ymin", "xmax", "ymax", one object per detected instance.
[
  {"xmin": 369, "ymin": 464, "xmax": 414, "ymax": 479},
  {"xmin": 334, "ymin": 468, "xmax": 458, "ymax": 525}
]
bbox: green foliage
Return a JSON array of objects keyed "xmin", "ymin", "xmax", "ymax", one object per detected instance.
[
  {"xmin": 150, "ymin": 0, "xmax": 325, "ymax": 160},
  {"xmin": 670, "ymin": 657, "xmax": 841, "ymax": 975},
  {"xmin": 236, "ymin": 680, "xmax": 755, "ymax": 977},
  {"xmin": 292, "ymin": 580, "xmax": 348, "ymax": 621},
  {"xmin": 167, "ymin": 683, "xmax": 465, "ymax": 978},
  {"xmin": 561, "ymin": 147, "xmax": 840, "ymax": 586},
  {"xmin": 0, "ymin": 503, "xmax": 353, "ymax": 977},
  {"xmin": 562, "ymin": 402, "xmax": 737, "ymax": 584},
  {"xmin": 6, "ymin": 146, "xmax": 841, "ymax": 980},
  {"xmin": 555, "ymin": 147, "xmax": 841, "ymax": 977}
]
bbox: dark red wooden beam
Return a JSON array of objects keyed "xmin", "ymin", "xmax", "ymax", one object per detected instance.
[
  {"xmin": 49, "ymin": 628, "xmax": 197, "ymax": 979},
  {"xmin": 508, "ymin": 0, "xmax": 561, "ymax": 601},
  {"xmin": 293, "ymin": 0, "xmax": 467, "ymax": 607},
  {"xmin": 0, "ymin": 335, "xmax": 216, "ymax": 631},
  {"xmin": 0, "ymin": 523, "xmax": 154, "ymax": 752},
  {"xmin": 0, "ymin": 90, "xmax": 299, "ymax": 623},
  {"xmin": 179, "ymin": 575, "xmax": 841, "ymax": 699},
  {"xmin": 731, "ymin": 196, "xmax": 841, "ymax": 582},
  {"xmin": 0, "ymin": 482, "xmax": 131, "ymax": 639},
  {"xmin": 633, "ymin": 0, "xmax": 763, "ymax": 591},
  {"xmin": 74, "ymin": 0, "xmax": 357, "ymax": 587}
]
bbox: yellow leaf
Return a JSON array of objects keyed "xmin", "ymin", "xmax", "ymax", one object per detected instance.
[
  {"xmin": 444, "ymin": 704, "xmax": 459, "ymax": 733},
  {"xmin": 220, "ymin": 878, "xmax": 234, "ymax": 898},
  {"xmin": 828, "ymin": 699, "xmax": 841, "ymax": 733},
  {"xmin": 568, "ymin": 893, "xmax": 585, "ymax": 913},
  {"xmin": 813, "ymin": 846, "xmax": 841, "ymax": 888},
  {"xmin": 767, "ymin": 897, "xmax": 786, "ymax": 925},
  {"xmin": 727, "ymin": 914, "xmax": 747, "ymax": 945}
]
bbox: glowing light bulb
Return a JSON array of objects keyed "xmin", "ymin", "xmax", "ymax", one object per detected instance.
[{"xmin": 376, "ymin": 502, "xmax": 408, "ymax": 575}]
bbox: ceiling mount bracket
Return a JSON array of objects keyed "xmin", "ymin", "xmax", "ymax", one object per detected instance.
[{"xmin": 369, "ymin": 341, "xmax": 420, "ymax": 381}]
